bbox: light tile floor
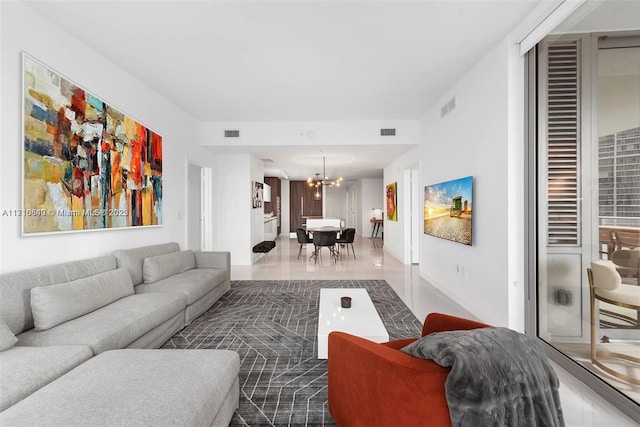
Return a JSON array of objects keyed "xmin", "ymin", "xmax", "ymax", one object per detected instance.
[{"xmin": 232, "ymin": 235, "xmax": 639, "ymax": 426}]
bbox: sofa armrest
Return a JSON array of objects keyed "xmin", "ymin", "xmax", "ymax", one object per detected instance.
[
  {"xmin": 421, "ymin": 312, "xmax": 489, "ymax": 337},
  {"xmin": 328, "ymin": 332, "xmax": 452, "ymax": 427},
  {"xmin": 194, "ymin": 251, "xmax": 230, "ymax": 271}
]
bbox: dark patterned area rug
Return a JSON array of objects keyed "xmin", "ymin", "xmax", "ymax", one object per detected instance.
[{"xmin": 162, "ymin": 280, "xmax": 422, "ymax": 426}]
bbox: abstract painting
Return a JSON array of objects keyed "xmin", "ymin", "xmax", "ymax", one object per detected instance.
[
  {"xmin": 22, "ymin": 54, "xmax": 162, "ymax": 234},
  {"xmin": 424, "ymin": 176, "xmax": 473, "ymax": 246},
  {"xmin": 253, "ymin": 181, "xmax": 263, "ymax": 208},
  {"xmin": 386, "ymin": 182, "xmax": 397, "ymax": 221}
]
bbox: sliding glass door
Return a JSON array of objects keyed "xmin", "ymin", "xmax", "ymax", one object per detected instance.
[{"xmin": 531, "ymin": 0, "xmax": 639, "ymax": 414}]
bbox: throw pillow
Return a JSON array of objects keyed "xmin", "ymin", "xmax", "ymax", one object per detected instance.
[
  {"xmin": 143, "ymin": 250, "xmax": 196, "ymax": 283},
  {"xmin": 0, "ymin": 320, "xmax": 18, "ymax": 351},
  {"xmin": 31, "ymin": 268, "xmax": 134, "ymax": 331}
]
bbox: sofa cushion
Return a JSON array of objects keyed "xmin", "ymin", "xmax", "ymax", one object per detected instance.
[
  {"xmin": 0, "ymin": 256, "xmax": 117, "ymax": 335},
  {"xmin": 194, "ymin": 251, "xmax": 230, "ymax": 270},
  {"xmin": 30, "ymin": 268, "xmax": 134, "ymax": 331},
  {"xmin": 0, "ymin": 349, "xmax": 240, "ymax": 427},
  {"xmin": 113, "ymin": 242, "xmax": 180, "ymax": 285},
  {"xmin": 17, "ymin": 293, "xmax": 186, "ymax": 355},
  {"xmin": 136, "ymin": 268, "xmax": 227, "ymax": 305},
  {"xmin": 0, "ymin": 345, "xmax": 92, "ymax": 411},
  {"xmin": 143, "ymin": 250, "xmax": 196, "ymax": 283},
  {"xmin": 0, "ymin": 320, "xmax": 18, "ymax": 351}
]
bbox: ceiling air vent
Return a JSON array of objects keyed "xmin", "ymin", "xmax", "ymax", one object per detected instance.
[
  {"xmin": 440, "ymin": 96, "xmax": 456, "ymax": 118},
  {"xmin": 380, "ymin": 128, "xmax": 396, "ymax": 136},
  {"xmin": 224, "ymin": 130, "xmax": 240, "ymax": 138}
]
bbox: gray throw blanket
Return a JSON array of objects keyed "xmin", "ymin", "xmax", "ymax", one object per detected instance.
[{"xmin": 401, "ymin": 327, "xmax": 564, "ymax": 427}]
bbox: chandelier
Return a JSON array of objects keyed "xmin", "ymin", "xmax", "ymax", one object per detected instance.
[{"xmin": 307, "ymin": 156, "xmax": 343, "ymax": 200}]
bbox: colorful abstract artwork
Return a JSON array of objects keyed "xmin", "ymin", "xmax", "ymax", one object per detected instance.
[
  {"xmin": 424, "ymin": 176, "xmax": 473, "ymax": 246},
  {"xmin": 22, "ymin": 54, "xmax": 162, "ymax": 234},
  {"xmin": 386, "ymin": 182, "xmax": 397, "ymax": 221}
]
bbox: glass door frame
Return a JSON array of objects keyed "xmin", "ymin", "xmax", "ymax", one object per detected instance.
[{"xmin": 524, "ymin": 34, "xmax": 640, "ymax": 422}]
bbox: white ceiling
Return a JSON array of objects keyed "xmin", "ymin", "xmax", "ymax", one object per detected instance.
[
  {"xmin": 25, "ymin": 0, "xmax": 542, "ymax": 180},
  {"xmin": 552, "ymin": 0, "xmax": 640, "ymax": 35},
  {"xmin": 208, "ymin": 144, "xmax": 418, "ymax": 181},
  {"xmin": 27, "ymin": 0, "xmax": 540, "ymax": 122}
]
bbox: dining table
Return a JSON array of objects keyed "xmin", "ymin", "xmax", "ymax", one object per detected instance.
[
  {"xmin": 304, "ymin": 225, "xmax": 344, "ymax": 233},
  {"xmin": 304, "ymin": 226, "xmax": 343, "ymax": 262}
]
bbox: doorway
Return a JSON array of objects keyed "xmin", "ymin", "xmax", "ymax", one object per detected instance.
[
  {"xmin": 411, "ymin": 168, "xmax": 420, "ymax": 264},
  {"xmin": 188, "ymin": 163, "xmax": 203, "ymax": 251},
  {"xmin": 403, "ymin": 167, "xmax": 420, "ymax": 264},
  {"xmin": 346, "ymin": 185, "xmax": 358, "ymax": 234}
]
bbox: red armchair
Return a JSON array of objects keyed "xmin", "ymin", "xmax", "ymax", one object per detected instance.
[{"xmin": 327, "ymin": 312, "xmax": 489, "ymax": 427}]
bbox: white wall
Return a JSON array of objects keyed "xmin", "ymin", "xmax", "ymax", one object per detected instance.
[
  {"xmin": 419, "ymin": 38, "xmax": 512, "ymax": 327},
  {"xmin": 383, "ymin": 147, "xmax": 420, "ymax": 263},
  {"xmin": 344, "ymin": 181, "xmax": 359, "ymax": 234},
  {"xmin": 250, "ymin": 156, "xmax": 265, "ymax": 263},
  {"xmin": 280, "ymin": 179, "xmax": 290, "ymax": 236},
  {"xmin": 0, "ymin": 2, "xmax": 215, "ymax": 273},
  {"xmin": 325, "ymin": 186, "xmax": 347, "ymax": 221},
  {"xmin": 209, "ymin": 153, "xmax": 266, "ymax": 265},
  {"xmin": 199, "ymin": 120, "xmax": 420, "ymax": 147},
  {"xmin": 360, "ymin": 178, "xmax": 383, "ymax": 237},
  {"xmin": 209, "ymin": 153, "xmax": 254, "ymax": 265}
]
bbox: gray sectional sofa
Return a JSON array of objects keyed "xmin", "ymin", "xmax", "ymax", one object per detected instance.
[
  {"xmin": 113, "ymin": 242, "xmax": 230, "ymax": 326},
  {"xmin": 0, "ymin": 242, "xmax": 237, "ymax": 426}
]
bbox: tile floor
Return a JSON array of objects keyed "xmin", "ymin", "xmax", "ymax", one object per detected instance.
[{"xmin": 232, "ymin": 234, "xmax": 639, "ymax": 426}]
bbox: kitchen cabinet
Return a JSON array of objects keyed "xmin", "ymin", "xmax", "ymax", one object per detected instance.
[
  {"xmin": 264, "ymin": 177, "xmax": 281, "ymax": 236},
  {"xmin": 289, "ymin": 181, "xmax": 322, "ymax": 231},
  {"xmin": 264, "ymin": 216, "xmax": 278, "ymax": 240}
]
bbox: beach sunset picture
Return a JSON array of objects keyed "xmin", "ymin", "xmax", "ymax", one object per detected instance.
[{"xmin": 424, "ymin": 176, "xmax": 473, "ymax": 245}]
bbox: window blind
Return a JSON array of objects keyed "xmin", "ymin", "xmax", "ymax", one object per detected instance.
[{"xmin": 546, "ymin": 40, "xmax": 581, "ymax": 246}]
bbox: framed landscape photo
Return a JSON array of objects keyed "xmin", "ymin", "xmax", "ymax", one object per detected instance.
[
  {"xmin": 386, "ymin": 182, "xmax": 397, "ymax": 221},
  {"xmin": 424, "ymin": 176, "xmax": 473, "ymax": 246},
  {"xmin": 22, "ymin": 53, "xmax": 163, "ymax": 235}
]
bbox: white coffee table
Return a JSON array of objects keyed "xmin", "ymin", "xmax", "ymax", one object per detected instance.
[{"xmin": 317, "ymin": 288, "xmax": 389, "ymax": 359}]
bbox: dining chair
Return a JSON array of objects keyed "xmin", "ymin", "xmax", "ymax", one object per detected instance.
[
  {"xmin": 312, "ymin": 231, "xmax": 338, "ymax": 263},
  {"xmin": 336, "ymin": 228, "xmax": 356, "ymax": 258},
  {"xmin": 296, "ymin": 228, "xmax": 312, "ymax": 260}
]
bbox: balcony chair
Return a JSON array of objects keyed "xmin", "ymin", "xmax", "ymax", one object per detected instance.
[
  {"xmin": 599, "ymin": 227, "xmax": 615, "ymax": 260},
  {"xmin": 587, "ymin": 260, "xmax": 640, "ymax": 385},
  {"xmin": 336, "ymin": 228, "xmax": 356, "ymax": 259},
  {"xmin": 327, "ymin": 313, "xmax": 488, "ymax": 427},
  {"xmin": 612, "ymin": 229, "xmax": 640, "ymax": 251},
  {"xmin": 611, "ymin": 248, "xmax": 640, "ymax": 286},
  {"xmin": 296, "ymin": 228, "xmax": 311, "ymax": 260}
]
